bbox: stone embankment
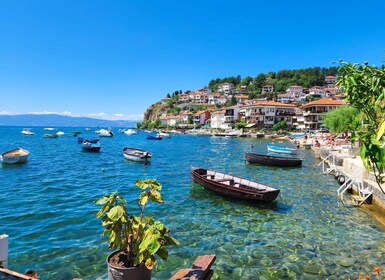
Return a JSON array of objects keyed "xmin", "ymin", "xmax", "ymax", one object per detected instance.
[{"xmin": 314, "ymin": 145, "xmax": 385, "ymax": 227}]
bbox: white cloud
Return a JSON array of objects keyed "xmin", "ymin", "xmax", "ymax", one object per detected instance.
[{"xmin": 0, "ymin": 111, "xmax": 13, "ymax": 115}]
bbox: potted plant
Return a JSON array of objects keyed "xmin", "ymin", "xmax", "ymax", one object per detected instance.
[{"xmin": 95, "ymin": 179, "xmax": 179, "ymax": 280}]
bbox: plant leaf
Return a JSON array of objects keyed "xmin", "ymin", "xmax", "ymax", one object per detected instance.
[
  {"xmin": 106, "ymin": 205, "xmax": 124, "ymax": 221},
  {"xmin": 376, "ymin": 120, "xmax": 385, "ymax": 141}
]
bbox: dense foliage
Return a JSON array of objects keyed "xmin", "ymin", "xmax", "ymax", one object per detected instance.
[
  {"xmin": 337, "ymin": 61, "xmax": 385, "ymax": 191},
  {"xmin": 323, "ymin": 106, "xmax": 361, "ymax": 134},
  {"xmin": 207, "ymin": 66, "xmax": 338, "ymax": 94}
]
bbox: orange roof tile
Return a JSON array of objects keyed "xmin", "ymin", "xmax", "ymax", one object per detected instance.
[{"xmin": 301, "ymin": 98, "xmax": 344, "ymax": 108}]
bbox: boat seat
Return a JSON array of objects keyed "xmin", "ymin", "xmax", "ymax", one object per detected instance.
[{"xmin": 214, "ymin": 178, "xmax": 235, "ymax": 184}]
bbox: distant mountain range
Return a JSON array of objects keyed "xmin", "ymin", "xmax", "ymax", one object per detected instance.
[{"xmin": 0, "ymin": 114, "xmax": 138, "ymax": 127}]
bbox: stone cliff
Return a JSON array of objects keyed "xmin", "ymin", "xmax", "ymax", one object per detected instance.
[{"xmin": 143, "ymin": 103, "xmax": 168, "ymax": 122}]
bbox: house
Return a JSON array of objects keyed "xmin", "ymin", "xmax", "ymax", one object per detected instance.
[
  {"xmin": 235, "ymin": 95, "xmax": 249, "ymax": 105},
  {"xmin": 179, "ymin": 111, "xmax": 192, "ymax": 125},
  {"xmin": 325, "ymin": 75, "xmax": 337, "ymax": 84},
  {"xmin": 160, "ymin": 115, "xmax": 181, "ymax": 126},
  {"xmin": 324, "ymin": 87, "xmax": 340, "ymax": 96},
  {"xmin": 210, "ymin": 110, "xmax": 229, "ymax": 129},
  {"xmin": 178, "ymin": 93, "xmax": 190, "ymax": 103},
  {"xmin": 277, "ymin": 93, "xmax": 294, "ymax": 104},
  {"xmin": 224, "ymin": 105, "xmax": 241, "ymax": 124},
  {"xmin": 218, "ymin": 82, "xmax": 235, "ymax": 94},
  {"xmin": 286, "ymin": 85, "xmax": 303, "ymax": 96},
  {"xmin": 300, "ymin": 98, "xmax": 344, "ymax": 130},
  {"xmin": 161, "ymin": 97, "xmax": 173, "ymax": 104},
  {"xmin": 191, "ymin": 92, "xmax": 208, "ymax": 104},
  {"xmin": 239, "ymin": 101, "xmax": 297, "ymax": 129},
  {"xmin": 308, "ymin": 86, "xmax": 326, "ymax": 98},
  {"xmin": 208, "ymin": 92, "xmax": 222, "ymax": 105},
  {"xmin": 262, "ymin": 85, "xmax": 274, "ymax": 93},
  {"xmin": 193, "ymin": 111, "xmax": 210, "ymax": 125}
]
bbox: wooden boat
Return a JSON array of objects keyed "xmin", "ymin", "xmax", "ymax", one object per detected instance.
[
  {"xmin": 81, "ymin": 139, "xmax": 101, "ymax": 152},
  {"xmin": 267, "ymin": 144, "xmax": 297, "ymax": 154},
  {"xmin": 245, "ymin": 153, "xmax": 302, "ymax": 167},
  {"xmin": 147, "ymin": 135, "xmax": 162, "ymax": 140},
  {"xmin": 0, "ymin": 148, "xmax": 29, "ymax": 164},
  {"xmin": 190, "ymin": 166, "xmax": 280, "ymax": 203},
  {"xmin": 122, "ymin": 147, "xmax": 152, "ymax": 162}
]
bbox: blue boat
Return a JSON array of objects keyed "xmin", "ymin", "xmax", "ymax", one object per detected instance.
[
  {"xmin": 147, "ymin": 135, "xmax": 162, "ymax": 140},
  {"xmin": 267, "ymin": 144, "xmax": 297, "ymax": 154}
]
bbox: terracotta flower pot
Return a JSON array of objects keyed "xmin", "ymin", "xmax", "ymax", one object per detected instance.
[{"xmin": 106, "ymin": 251, "xmax": 151, "ymax": 280}]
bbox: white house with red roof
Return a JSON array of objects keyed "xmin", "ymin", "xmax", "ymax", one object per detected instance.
[
  {"xmin": 262, "ymin": 85, "xmax": 274, "ymax": 93},
  {"xmin": 301, "ymin": 98, "xmax": 344, "ymax": 130},
  {"xmin": 325, "ymin": 75, "xmax": 337, "ymax": 84},
  {"xmin": 210, "ymin": 110, "xmax": 229, "ymax": 129},
  {"xmin": 178, "ymin": 93, "xmax": 190, "ymax": 103},
  {"xmin": 218, "ymin": 82, "xmax": 235, "ymax": 94},
  {"xmin": 208, "ymin": 92, "xmax": 222, "ymax": 105}
]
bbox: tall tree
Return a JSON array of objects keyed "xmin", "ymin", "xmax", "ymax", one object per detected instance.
[{"xmin": 337, "ymin": 60, "xmax": 385, "ymax": 192}]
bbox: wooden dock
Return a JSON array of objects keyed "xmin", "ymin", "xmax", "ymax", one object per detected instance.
[{"xmin": 170, "ymin": 255, "xmax": 216, "ymax": 280}]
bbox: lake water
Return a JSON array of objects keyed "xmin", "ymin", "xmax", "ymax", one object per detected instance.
[{"xmin": 1, "ymin": 127, "xmax": 385, "ymax": 280}]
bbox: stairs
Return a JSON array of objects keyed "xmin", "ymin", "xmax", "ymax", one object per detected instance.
[{"xmin": 337, "ymin": 176, "xmax": 373, "ymax": 206}]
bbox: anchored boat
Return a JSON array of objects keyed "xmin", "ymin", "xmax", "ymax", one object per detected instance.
[
  {"xmin": 0, "ymin": 148, "xmax": 30, "ymax": 164},
  {"xmin": 190, "ymin": 166, "xmax": 280, "ymax": 203}
]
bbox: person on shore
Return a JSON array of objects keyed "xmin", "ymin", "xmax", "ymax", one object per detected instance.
[{"xmin": 315, "ymin": 140, "xmax": 321, "ymax": 147}]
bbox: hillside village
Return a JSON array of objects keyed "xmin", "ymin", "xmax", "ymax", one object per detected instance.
[{"xmin": 142, "ymin": 74, "xmax": 345, "ymax": 132}]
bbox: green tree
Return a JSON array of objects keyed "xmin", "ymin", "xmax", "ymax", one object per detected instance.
[
  {"xmin": 337, "ymin": 60, "xmax": 385, "ymax": 191},
  {"xmin": 323, "ymin": 106, "xmax": 361, "ymax": 134},
  {"xmin": 273, "ymin": 121, "xmax": 288, "ymax": 132}
]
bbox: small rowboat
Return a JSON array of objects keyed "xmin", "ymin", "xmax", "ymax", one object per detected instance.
[
  {"xmin": 267, "ymin": 144, "xmax": 297, "ymax": 154},
  {"xmin": 190, "ymin": 166, "xmax": 280, "ymax": 203},
  {"xmin": 122, "ymin": 147, "xmax": 152, "ymax": 162},
  {"xmin": 245, "ymin": 153, "xmax": 302, "ymax": 167},
  {"xmin": 0, "ymin": 148, "xmax": 30, "ymax": 164}
]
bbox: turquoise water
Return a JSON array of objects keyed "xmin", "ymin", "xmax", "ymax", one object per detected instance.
[{"xmin": 1, "ymin": 127, "xmax": 385, "ymax": 280}]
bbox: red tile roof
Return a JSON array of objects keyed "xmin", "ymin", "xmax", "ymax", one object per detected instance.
[{"xmin": 301, "ymin": 98, "xmax": 344, "ymax": 108}]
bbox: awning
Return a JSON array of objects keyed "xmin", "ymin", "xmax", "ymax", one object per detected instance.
[{"xmin": 245, "ymin": 123, "xmax": 257, "ymax": 128}]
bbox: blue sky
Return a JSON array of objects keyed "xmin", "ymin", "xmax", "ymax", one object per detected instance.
[{"xmin": 1, "ymin": 0, "xmax": 384, "ymax": 121}]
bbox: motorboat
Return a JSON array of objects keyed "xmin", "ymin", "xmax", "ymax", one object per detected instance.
[{"xmin": 21, "ymin": 128, "xmax": 35, "ymax": 135}]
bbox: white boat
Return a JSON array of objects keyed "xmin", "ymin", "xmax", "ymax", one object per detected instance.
[
  {"xmin": 21, "ymin": 128, "xmax": 35, "ymax": 135},
  {"xmin": 122, "ymin": 147, "xmax": 152, "ymax": 162},
  {"xmin": 124, "ymin": 129, "xmax": 138, "ymax": 135},
  {"xmin": 56, "ymin": 131, "xmax": 65, "ymax": 136},
  {"xmin": 0, "ymin": 147, "xmax": 29, "ymax": 164},
  {"xmin": 158, "ymin": 132, "xmax": 171, "ymax": 138},
  {"xmin": 96, "ymin": 129, "xmax": 114, "ymax": 137}
]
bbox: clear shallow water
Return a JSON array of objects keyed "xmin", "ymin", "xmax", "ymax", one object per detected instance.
[{"xmin": 1, "ymin": 127, "xmax": 385, "ymax": 280}]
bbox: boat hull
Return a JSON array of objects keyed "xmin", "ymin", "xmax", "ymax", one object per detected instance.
[
  {"xmin": 245, "ymin": 153, "xmax": 302, "ymax": 167},
  {"xmin": 190, "ymin": 167, "xmax": 279, "ymax": 203},
  {"xmin": 267, "ymin": 144, "xmax": 297, "ymax": 154},
  {"xmin": 81, "ymin": 140, "xmax": 101, "ymax": 152},
  {"xmin": 0, "ymin": 148, "xmax": 29, "ymax": 164},
  {"xmin": 123, "ymin": 148, "xmax": 152, "ymax": 162}
]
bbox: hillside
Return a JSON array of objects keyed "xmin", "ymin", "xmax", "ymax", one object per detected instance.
[{"xmin": 0, "ymin": 114, "xmax": 137, "ymax": 127}]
